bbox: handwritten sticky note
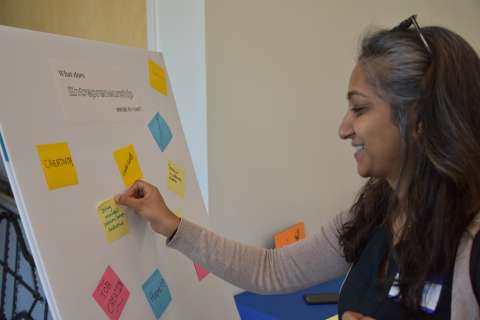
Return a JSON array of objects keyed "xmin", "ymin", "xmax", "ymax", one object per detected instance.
[
  {"xmin": 142, "ymin": 269, "xmax": 171, "ymax": 319},
  {"xmin": 92, "ymin": 266, "xmax": 130, "ymax": 320},
  {"xmin": 97, "ymin": 199, "xmax": 129, "ymax": 243},
  {"xmin": 326, "ymin": 315, "xmax": 339, "ymax": 320},
  {"xmin": 36, "ymin": 142, "xmax": 78, "ymax": 190},
  {"xmin": 148, "ymin": 112, "xmax": 172, "ymax": 152},
  {"xmin": 148, "ymin": 59, "xmax": 168, "ymax": 96},
  {"xmin": 274, "ymin": 222, "xmax": 305, "ymax": 249},
  {"xmin": 167, "ymin": 160, "xmax": 185, "ymax": 198},
  {"xmin": 194, "ymin": 263, "xmax": 209, "ymax": 281},
  {"xmin": 113, "ymin": 144, "xmax": 143, "ymax": 187}
]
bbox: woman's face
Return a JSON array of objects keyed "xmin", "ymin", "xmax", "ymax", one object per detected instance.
[{"xmin": 339, "ymin": 64, "xmax": 402, "ymax": 185}]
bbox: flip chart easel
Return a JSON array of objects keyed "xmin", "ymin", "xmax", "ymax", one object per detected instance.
[{"xmin": 0, "ymin": 25, "xmax": 238, "ymax": 319}]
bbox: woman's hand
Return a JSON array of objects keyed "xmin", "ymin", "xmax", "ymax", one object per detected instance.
[
  {"xmin": 114, "ymin": 180, "xmax": 180, "ymax": 238},
  {"xmin": 342, "ymin": 311, "xmax": 375, "ymax": 320}
]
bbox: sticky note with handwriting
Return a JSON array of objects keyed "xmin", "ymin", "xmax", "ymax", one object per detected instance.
[
  {"xmin": 148, "ymin": 112, "xmax": 172, "ymax": 152},
  {"xmin": 36, "ymin": 142, "xmax": 78, "ymax": 190},
  {"xmin": 92, "ymin": 266, "xmax": 130, "ymax": 320},
  {"xmin": 167, "ymin": 160, "xmax": 185, "ymax": 198},
  {"xmin": 97, "ymin": 198, "xmax": 129, "ymax": 243},
  {"xmin": 113, "ymin": 144, "xmax": 143, "ymax": 187},
  {"xmin": 142, "ymin": 269, "xmax": 171, "ymax": 319},
  {"xmin": 274, "ymin": 222, "xmax": 305, "ymax": 249},
  {"xmin": 148, "ymin": 59, "xmax": 168, "ymax": 96}
]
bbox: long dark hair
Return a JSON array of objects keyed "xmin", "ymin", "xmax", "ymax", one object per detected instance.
[{"xmin": 339, "ymin": 26, "xmax": 480, "ymax": 315}]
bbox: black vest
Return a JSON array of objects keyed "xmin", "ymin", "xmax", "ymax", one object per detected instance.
[{"xmin": 338, "ymin": 227, "xmax": 453, "ymax": 319}]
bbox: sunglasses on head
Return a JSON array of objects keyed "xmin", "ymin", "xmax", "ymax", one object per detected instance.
[{"xmin": 391, "ymin": 14, "xmax": 432, "ymax": 56}]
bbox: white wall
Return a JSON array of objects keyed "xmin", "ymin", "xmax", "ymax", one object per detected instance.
[
  {"xmin": 147, "ymin": 0, "xmax": 208, "ymax": 208},
  {"xmin": 205, "ymin": 0, "xmax": 480, "ymax": 248},
  {"xmin": 148, "ymin": 0, "xmax": 480, "ymax": 249}
]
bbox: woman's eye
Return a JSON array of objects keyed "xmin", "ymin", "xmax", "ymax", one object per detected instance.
[{"xmin": 351, "ymin": 106, "xmax": 366, "ymax": 115}]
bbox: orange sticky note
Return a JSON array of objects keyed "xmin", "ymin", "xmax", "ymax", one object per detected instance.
[
  {"xmin": 148, "ymin": 59, "xmax": 168, "ymax": 96},
  {"xmin": 36, "ymin": 142, "xmax": 78, "ymax": 190},
  {"xmin": 274, "ymin": 222, "xmax": 305, "ymax": 249},
  {"xmin": 113, "ymin": 144, "xmax": 144, "ymax": 187}
]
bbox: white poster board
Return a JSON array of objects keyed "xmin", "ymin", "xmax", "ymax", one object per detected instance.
[{"xmin": 0, "ymin": 25, "xmax": 238, "ymax": 320}]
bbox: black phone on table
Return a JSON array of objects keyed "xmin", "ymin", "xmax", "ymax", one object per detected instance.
[{"xmin": 303, "ymin": 293, "xmax": 339, "ymax": 304}]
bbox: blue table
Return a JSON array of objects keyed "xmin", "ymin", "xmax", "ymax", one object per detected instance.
[{"xmin": 234, "ymin": 276, "xmax": 343, "ymax": 320}]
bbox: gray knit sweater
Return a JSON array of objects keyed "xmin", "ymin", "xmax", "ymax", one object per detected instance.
[{"xmin": 166, "ymin": 212, "xmax": 480, "ymax": 319}]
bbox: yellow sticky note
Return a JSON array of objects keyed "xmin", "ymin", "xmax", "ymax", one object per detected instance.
[
  {"xmin": 173, "ymin": 209, "xmax": 183, "ymax": 218},
  {"xmin": 148, "ymin": 59, "xmax": 168, "ymax": 96},
  {"xmin": 36, "ymin": 142, "xmax": 78, "ymax": 190},
  {"xmin": 113, "ymin": 144, "xmax": 144, "ymax": 187},
  {"xmin": 167, "ymin": 160, "xmax": 185, "ymax": 198},
  {"xmin": 97, "ymin": 198, "xmax": 129, "ymax": 243},
  {"xmin": 326, "ymin": 315, "xmax": 339, "ymax": 320}
]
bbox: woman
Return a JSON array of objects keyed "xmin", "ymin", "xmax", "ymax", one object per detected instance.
[{"xmin": 115, "ymin": 16, "xmax": 480, "ymax": 319}]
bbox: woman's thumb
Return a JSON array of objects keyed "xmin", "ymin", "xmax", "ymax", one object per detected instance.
[{"xmin": 114, "ymin": 193, "xmax": 141, "ymax": 209}]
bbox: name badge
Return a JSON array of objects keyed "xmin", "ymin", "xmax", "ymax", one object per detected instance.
[{"xmin": 388, "ymin": 273, "xmax": 443, "ymax": 314}]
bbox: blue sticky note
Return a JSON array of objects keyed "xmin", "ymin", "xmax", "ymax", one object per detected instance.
[
  {"xmin": 142, "ymin": 269, "xmax": 171, "ymax": 319},
  {"xmin": 148, "ymin": 112, "xmax": 172, "ymax": 152}
]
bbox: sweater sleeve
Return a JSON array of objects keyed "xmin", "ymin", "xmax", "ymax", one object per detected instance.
[{"xmin": 166, "ymin": 211, "xmax": 351, "ymax": 294}]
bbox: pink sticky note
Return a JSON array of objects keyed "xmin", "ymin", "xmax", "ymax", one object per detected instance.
[
  {"xmin": 92, "ymin": 266, "xmax": 130, "ymax": 320},
  {"xmin": 194, "ymin": 263, "xmax": 209, "ymax": 281}
]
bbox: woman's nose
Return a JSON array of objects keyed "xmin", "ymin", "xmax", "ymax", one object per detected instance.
[{"xmin": 338, "ymin": 112, "xmax": 354, "ymax": 140}]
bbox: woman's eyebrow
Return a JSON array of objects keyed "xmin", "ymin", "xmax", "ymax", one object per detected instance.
[{"xmin": 347, "ymin": 90, "xmax": 369, "ymax": 100}]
